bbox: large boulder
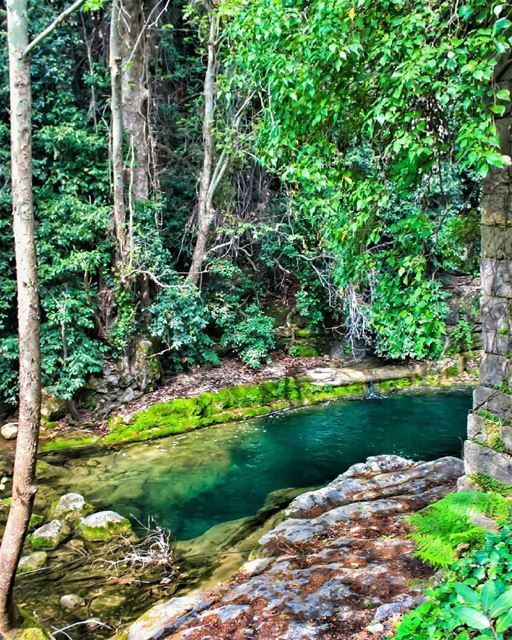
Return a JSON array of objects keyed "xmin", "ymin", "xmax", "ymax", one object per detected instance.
[
  {"xmin": 78, "ymin": 510, "xmax": 132, "ymax": 541},
  {"xmin": 49, "ymin": 493, "xmax": 93, "ymax": 523},
  {"xmin": 285, "ymin": 455, "xmax": 464, "ymax": 519},
  {"xmin": 1, "ymin": 422, "xmax": 18, "ymax": 440},
  {"xmin": 126, "ymin": 593, "xmax": 213, "ymax": 640},
  {"xmin": 126, "ymin": 455, "xmax": 462, "ymax": 640},
  {"xmin": 31, "ymin": 520, "xmax": 70, "ymax": 549}
]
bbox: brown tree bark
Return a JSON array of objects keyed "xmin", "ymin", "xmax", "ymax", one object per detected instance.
[
  {"xmin": 120, "ymin": 0, "xmax": 151, "ymax": 309},
  {"xmin": 0, "ymin": 0, "xmax": 41, "ymax": 634}
]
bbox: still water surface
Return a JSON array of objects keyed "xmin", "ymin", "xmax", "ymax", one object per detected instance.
[{"xmin": 52, "ymin": 389, "xmax": 471, "ymax": 540}]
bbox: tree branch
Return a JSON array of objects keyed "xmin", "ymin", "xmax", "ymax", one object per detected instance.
[{"xmin": 24, "ymin": 0, "xmax": 88, "ymax": 58}]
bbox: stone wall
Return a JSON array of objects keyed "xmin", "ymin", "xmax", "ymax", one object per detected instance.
[{"xmin": 461, "ymin": 65, "xmax": 512, "ymax": 490}]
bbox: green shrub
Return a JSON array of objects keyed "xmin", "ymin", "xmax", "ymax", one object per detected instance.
[
  {"xmin": 219, "ymin": 304, "xmax": 275, "ymax": 368},
  {"xmin": 451, "ymin": 319, "xmax": 474, "ymax": 354},
  {"xmin": 395, "ymin": 527, "xmax": 512, "ymax": 640},
  {"xmin": 407, "ymin": 492, "xmax": 511, "ymax": 568},
  {"xmin": 471, "ymin": 474, "xmax": 512, "ymax": 497}
]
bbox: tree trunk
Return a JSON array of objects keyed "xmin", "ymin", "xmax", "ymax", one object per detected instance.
[
  {"xmin": 110, "ymin": 0, "xmax": 128, "ymax": 271},
  {"xmin": 121, "ymin": 0, "xmax": 150, "ymax": 205},
  {"xmin": 187, "ymin": 11, "xmax": 219, "ymax": 285},
  {"xmin": 121, "ymin": 0, "xmax": 152, "ymax": 313},
  {"xmin": 0, "ymin": 0, "xmax": 42, "ymax": 634}
]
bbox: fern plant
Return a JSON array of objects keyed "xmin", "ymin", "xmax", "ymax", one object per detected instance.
[{"xmin": 407, "ymin": 492, "xmax": 511, "ymax": 568}]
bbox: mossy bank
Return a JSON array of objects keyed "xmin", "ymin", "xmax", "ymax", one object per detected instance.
[{"xmin": 39, "ymin": 356, "xmax": 476, "ymax": 453}]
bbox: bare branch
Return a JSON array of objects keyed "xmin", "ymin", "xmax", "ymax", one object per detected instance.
[{"xmin": 24, "ymin": 0, "xmax": 88, "ymax": 58}]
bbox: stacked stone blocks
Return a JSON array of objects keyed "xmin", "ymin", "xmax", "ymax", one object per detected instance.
[{"xmin": 463, "ymin": 114, "xmax": 512, "ymax": 490}]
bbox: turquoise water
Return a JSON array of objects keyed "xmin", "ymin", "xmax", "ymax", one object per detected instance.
[{"xmin": 56, "ymin": 390, "xmax": 471, "ymax": 540}]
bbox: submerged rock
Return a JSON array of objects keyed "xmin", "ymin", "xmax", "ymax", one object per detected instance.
[
  {"xmin": 1, "ymin": 422, "xmax": 18, "ymax": 440},
  {"xmin": 35, "ymin": 460, "xmax": 66, "ymax": 481},
  {"xmin": 31, "ymin": 520, "xmax": 70, "ymax": 550},
  {"xmin": 78, "ymin": 510, "xmax": 132, "ymax": 541},
  {"xmin": 18, "ymin": 551, "xmax": 48, "ymax": 574},
  {"xmin": 49, "ymin": 493, "xmax": 93, "ymax": 522},
  {"xmin": 126, "ymin": 455, "xmax": 462, "ymax": 640},
  {"xmin": 60, "ymin": 594, "xmax": 86, "ymax": 610}
]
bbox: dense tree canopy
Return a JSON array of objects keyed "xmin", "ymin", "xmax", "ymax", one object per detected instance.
[{"xmin": 0, "ymin": 0, "xmax": 510, "ymax": 406}]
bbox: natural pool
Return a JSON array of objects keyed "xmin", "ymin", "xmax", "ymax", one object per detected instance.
[{"xmin": 45, "ymin": 388, "xmax": 471, "ymax": 541}]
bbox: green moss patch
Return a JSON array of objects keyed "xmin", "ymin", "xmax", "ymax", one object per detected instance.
[
  {"xmin": 101, "ymin": 378, "xmax": 366, "ymax": 446},
  {"xmin": 39, "ymin": 362, "xmax": 469, "ymax": 452},
  {"xmin": 375, "ymin": 376, "xmax": 422, "ymax": 392}
]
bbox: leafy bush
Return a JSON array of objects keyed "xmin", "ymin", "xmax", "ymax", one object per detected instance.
[
  {"xmin": 470, "ymin": 474, "xmax": 512, "ymax": 497},
  {"xmin": 150, "ymin": 283, "xmax": 219, "ymax": 370},
  {"xmin": 369, "ymin": 275, "xmax": 449, "ymax": 360},
  {"xmin": 407, "ymin": 492, "xmax": 511, "ymax": 568},
  {"xmin": 219, "ymin": 303, "xmax": 275, "ymax": 368},
  {"xmin": 451, "ymin": 319, "xmax": 474, "ymax": 354},
  {"xmin": 395, "ymin": 527, "xmax": 512, "ymax": 640}
]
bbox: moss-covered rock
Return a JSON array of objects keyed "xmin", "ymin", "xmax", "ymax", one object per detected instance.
[
  {"xmin": 78, "ymin": 510, "xmax": 132, "ymax": 541},
  {"xmin": 15, "ymin": 629, "xmax": 49, "ymax": 640},
  {"xmin": 28, "ymin": 513, "xmax": 44, "ymax": 531},
  {"xmin": 293, "ymin": 345, "xmax": 319, "ymax": 357},
  {"xmin": 49, "ymin": 493, "xmax": 94, "ymax": 523},
  {"xmin": 17, "ymin": 551, "xmax": 48, "ymax": 574},
  {"xmin": 30, "ymin": 520, "xmax": 70, "ymax": 550},
  {"xmin": 40, "ymin": 359, "xmax": 473, "ymax": 452},
  {"xmin": 375, "ymin": 376, "xmax": 422, "ymax": 392}
]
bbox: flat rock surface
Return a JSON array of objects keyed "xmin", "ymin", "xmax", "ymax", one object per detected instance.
[{"xmin": 127, "ymin": 455, "xmax": 463, "ymax": 640}]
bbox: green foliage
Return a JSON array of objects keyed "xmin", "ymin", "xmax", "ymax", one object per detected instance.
[
  {"xmin": 451, "ymin": 319, "xmax": 474, "ymax": 355},
  {"xmin": 491, "ymin": 437, "xmax": 508, "ymax": 454},
  {"xmin": 222, "ymin": 0, "xmax": 506, "ymax": 359},
  {"xmin": 471, "ymin": 473, "xmax": 512, "ymax": 497},
  {"xmin": 0, "ymin": 0, "xmax": 505, "ymax": 404},
  {"xmin": 149, "ymin": 282, "xmax": 219, "ymax": 370},
  {"xmin": 395, "ymin": 527, "xmax": 512, "ymax": 640},
  {"xmin": 369, "ymin": 275, "xmax": 448, "ymax": 360},
  {"xmin": 219, "ymin": 303, "xmax": 275, "ymax": 368},
  {"xmin": 407, "ymin": 492, "xmax": 511, "ymax": 568},
  {"xmin": 0, "ymin": 2, "xmax": 111, "ymax": 402}
]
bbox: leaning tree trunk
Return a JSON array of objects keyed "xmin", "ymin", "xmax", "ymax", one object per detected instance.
[
  {"xmin": 187, "ymin": 11, "xmax": 219, "ymax": 285},
  {"xmin": 0, "ymin": 0, "xmax": 42, "ymax": 634}
]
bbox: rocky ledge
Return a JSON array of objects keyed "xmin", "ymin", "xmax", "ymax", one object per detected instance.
[{"xmin": 125, "ymin": 454, "xmax": 463, "ymax": 640}]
